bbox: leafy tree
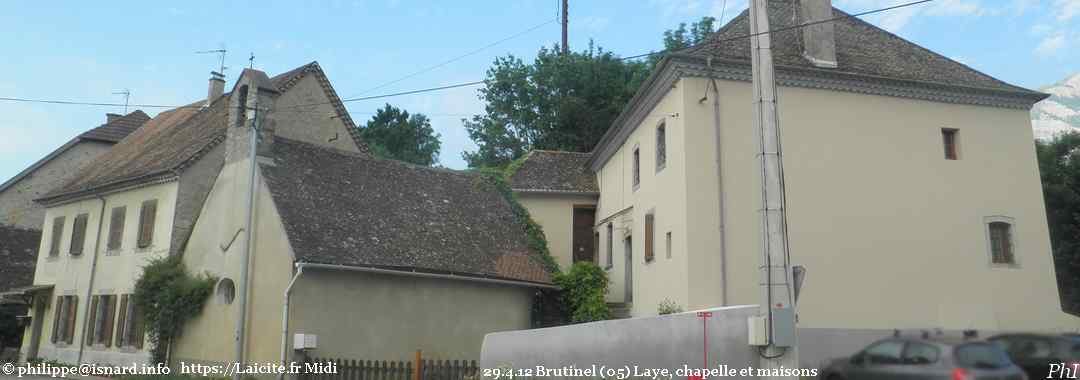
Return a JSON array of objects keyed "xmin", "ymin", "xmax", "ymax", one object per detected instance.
[
  {"xmin": 649, "ymin": 16, "xmax": 719, "ymax": 66},
  {"xmin": 358, "ymin": 104, "xmax": 442, "ymax": 166},
  {"xmin": 1036, "ymin": 133, "xmax": 1080, "ymax": 315},
  {"xmin": 463, "ymin": 43, "xmax": 650, "ymax": 168}
]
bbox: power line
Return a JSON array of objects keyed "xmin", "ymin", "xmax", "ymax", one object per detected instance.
[
  {"xmin": 0, "ymin": 0, "xmax": 934, "ymax": 112},
  {"xmin": 619, "ymin": 0, "xmax": 934, "ymax": 61}
]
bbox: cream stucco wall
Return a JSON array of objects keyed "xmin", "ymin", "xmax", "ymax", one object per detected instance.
[
  {"xmin": 595, "ymin": 75, "xmax": 1077, "ymax": 332},
  {"xmin": 23, "ymin": 181, "xmax": 177, "ymax": 364},
  {"xmin": 517, "ymin": 193, "xmax": 598, "ymax": 270}
]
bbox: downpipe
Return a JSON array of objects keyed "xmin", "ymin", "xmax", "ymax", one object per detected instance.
[
  {"xmin": 278, "ymin": 263, "xmax": 304, "ymax": 380},
  {"xmin": 77, "ymin": 196, "xmax": 107, "ymax": 364}
]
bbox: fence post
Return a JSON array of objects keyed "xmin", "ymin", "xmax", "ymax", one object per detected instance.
[{"xmin": 413, "ymin": 350, "xmax": 422, "ymax": 380}]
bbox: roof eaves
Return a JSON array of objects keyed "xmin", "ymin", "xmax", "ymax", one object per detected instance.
[
  {"xmin": 296, "ymin": 260, "xmax": 556, "ymax": 287},
  {"xmin": 35, "ymin": 170, "xmax": 179, "ymax": 207},
  {"xmin": 511, "ymin": 188, "xmax": 600, "ymax": 196}
]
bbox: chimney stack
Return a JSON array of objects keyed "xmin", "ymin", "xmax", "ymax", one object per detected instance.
[
  {"xmin": 207, "ymin": 71, "xmax": 226, "ymax": 106},
  {"xmin": 800, "ymin": 0, "xmax": 838, "ymax": 68},
  {"xmin": 105, "ymin": 113, "xmax": 122, "ymax": 123}
]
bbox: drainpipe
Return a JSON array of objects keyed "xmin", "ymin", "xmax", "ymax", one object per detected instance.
[
  {"xmin": 702, "ymin": 62, "xmax": 729, "ymax": 306},
  {"xmin": 278, "ymin": 263, "xmax": 304, "ymax": 380},
  {"xmin": 77, "ymin": 195, "xmax": 107, "ymax": 364}
]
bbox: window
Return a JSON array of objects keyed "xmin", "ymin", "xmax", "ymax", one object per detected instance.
[
  {"xmin": 644, "ymin": 213, "xmax": 655, "ymax": 262},
  {"xmin": 632, "ymin": 147, "xmax": 640, "ymax": 188},
  {"xmin": 863, "ymin": 340, "xmax": 904, "ymax": 365},
  {"xmin": 69, "ymin": 213, "xmax": 89, "ymax": 256},
  {"xmin": 137, "ymin": 199, "xmax": 157, "ymax": 248},
  {"xmin": 49, "ymin": 216, "xmax": 65, "ymax": 257},
  {"xmin": 115, "ymin": 294, "xmax": 145, "ymax": 349},
  {"xmin": 51, "ymin": 295, "xmax": 78, "ymax": 345},
  {"xmin": 217, "ymin": 278, "xmax": 236, "ymax": 305},
  {"xmin": 902, "ymin": 342, "xmax": 940, "ymax": 365},
  {"xmin": 593, "ymin": 232, "xmax": 600, "ymax": 263},
  {"xmin": 955, "ymin": 343, "xmax": 1011, "ymax": 370},
  {"xmin": 606, "ymin": 223, "xmax": 614, "ymax": 269},
  {"xmin": 988, "ymin": 221, "xmax": 1015, "ymax": 265},
  {"xmin": 85, "ymin": 294, "xmax": 116, "ymax": 347},
  {"xmin": 666, "ymin": 232, "xmax": 672, "ymax": 259},
  {"xmin": 656, "ymin": 122, "xmax": 667, "ymax": 171},
  {"xmin": 942, "ymin": 128, "xmax": 959, "ymax": 160},
  {"xmin": 107, "ymin": 206, "xmax": 126, "ymax": 251}
]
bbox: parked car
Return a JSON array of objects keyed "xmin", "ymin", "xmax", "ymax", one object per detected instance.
[
  {"xmin": 820, "ymin": 336, "xmax": 1027, "ymax": 380},
  {"xmin": 988, "ymin": 333, "xmax": 1080, "ymax": 379}
]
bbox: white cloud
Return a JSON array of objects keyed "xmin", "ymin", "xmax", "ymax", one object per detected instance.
[
  {"xmin": 835, "ymin": 0, "xmax": 985, "ymax": 32},
  {"xmin": 1055, "ymin": 0, "xmax": 1080, "ymax": 21},
  {"xmin": 1035, "ymin": 32, "xmax": 1067, "ymax": 57}
]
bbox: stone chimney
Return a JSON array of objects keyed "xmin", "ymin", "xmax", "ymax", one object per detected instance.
[
  {"xmin": 207, "ymin": 71, "xmax": 226, "ymax": 106},
  {"xmin": 800, "ymin": 0, "xmax": 838, "ymax": 68},
  {"xmin": 105, "ymin": 113, "xmax": 122, "ymax": 123}
]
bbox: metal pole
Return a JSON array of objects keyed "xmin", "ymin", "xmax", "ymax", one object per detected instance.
[
  {"xmin": 561, "ymin": 0, "xmax": 569, "ymax": 54},
  {"xmin": 749, "ymin": 0, "xmax": 799, "ymax": 377},
  {"xmin": 234, "ymin": 91, "xmax": 258, "ymax": 380}
]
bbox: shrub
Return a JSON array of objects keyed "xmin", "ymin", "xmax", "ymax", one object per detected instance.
[
  {"xmin": 132, "ymin": 256, "xmax": 216, "ymax": 364},
  {"xmin": 657, "ymin": 299, "xmax": 684, "ymax": 315},
  {"xmin": 554, "ymin": 262, "xmax": 610, "ymax": 323}
]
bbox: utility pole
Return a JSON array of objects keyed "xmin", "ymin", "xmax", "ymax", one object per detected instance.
[
  {"xmin": 748, "ymin": 0, "xmax": 799, "ymax": 377},
  {"xmin": 234, "ymin": 90, "xmax": 259, "ymax": 380},
  {"xmin": 561, "ymin": 0, "xmax": 569, "ymax": 54}
]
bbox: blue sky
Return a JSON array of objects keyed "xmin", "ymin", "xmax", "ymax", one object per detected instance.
[{"xmin": 0, "ymin": 0, "xmax": 1078, "ymax": 180}]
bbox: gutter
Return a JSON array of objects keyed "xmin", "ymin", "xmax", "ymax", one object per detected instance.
[
  {"xmin": 277, "ymin": 261, "xmax": 556, "ymax": 378},
  {"xmin": 77, "ymin": 195, "xmax": 107, "ymax": 364}
]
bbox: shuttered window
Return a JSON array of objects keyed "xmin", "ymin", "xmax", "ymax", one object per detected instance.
[
  {"xmin": 644, "ymin": 214, "xmax": 655, "ymax": 262},
  {"xmin": 69, "ymin": 213, "xmax": 89, "ymax": 255},
  {"xmin": 137, "ymin": 199, "xmax": 157, "ymax": 248},
  {"xmin": 656, "ymin": 122, "xmax": 666, "ymax": 171},
  {"xmin": 49, "ymin": 216, "xmax": 65, "ymax": 256},
  {"xmin": 108, "ymin": 206, "xmax": 126, "ymax": 250},
  {"xmin": 116, "ymin": 294, "xmax": 145, "ymax": 349},
  {"xmin": 606, "ymin": 223, "xmax": 614, "ymax": 269},
  {"xmin": 85, "ymin": 296, "xmax": 99, "ymax": 346},
  {"xmin": 989, "ymin": 222, "xmax": 1015, "ymax": 264},
  {"xmin": 86, "ymin": 295, "xmax": 117, "ymax": 347},
  {"xmin": 942, "ymin": 128, "xmax": 959, "ymax": 160},
  {"xmin": 50, "ymin": 296, "xmax": 63, "ymax": 343},
  {"xmin": 632, "ymin": 147, "xmax": 641, "ymax": 188},
  {"xmin": 51, "ymin": 295, "xmax": 78, "ymax": 345}
]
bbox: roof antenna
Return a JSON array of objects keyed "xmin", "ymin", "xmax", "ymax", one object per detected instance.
[
  {"xmin": 196, "ymin": 46, "xmax": 228, "ymax": 76},
  {"xmin": 112, "ymin": 89, "xmax": 131, "ymax": 114}
]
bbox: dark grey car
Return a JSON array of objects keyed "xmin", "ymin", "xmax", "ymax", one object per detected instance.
[{"xmin": 820, "ymin": 337, "xmax": 1027, "ymax": 380}]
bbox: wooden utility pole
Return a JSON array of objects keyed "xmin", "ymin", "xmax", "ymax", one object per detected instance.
[
  {"xmin": 561, "ymin": 0, "xmax": 569, "ymax": 54},
  {"xmin": 749, "ymin": 0, "xmax": 799, "ymax": 377}
]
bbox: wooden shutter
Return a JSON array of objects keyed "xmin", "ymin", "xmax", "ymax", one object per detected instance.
[
  {"xmin": 85, "ymin": 296, "xmax": 99, "ymax": 346},
  {"xmin": 644, "ymin": 214, "xmax": 655, "ymax": 262},
  {"xmin": 51, "ymin": 296, "xmax": 63, "ymax": 343},
  {"xmin": 137, "ymin": 200, "xmax": 157, "ymax": 248},
  {"xmin": 66, "ymin": 296, "xmax": 78, "ymax": 344},
  {"xmin": 70, "ymin": 214, "xmax": 88, "ymax": 255},
  {"xmin": 132, "ymin": 304, "xmax": 145, "ymax": 349},
  {"xmin": 103, "ymin": 296, "xmax": 116, "ymax": 347},
  {"xmin": 108, "ymin": 206, "xmax": 126, "ymax": 250},
  {"xmin": 49, "ymin": 216, "xmax": 65, "ymax": 256},
  {"xmin": 115, "ymin": 295, "xmax": 128, "ymax": 347}
]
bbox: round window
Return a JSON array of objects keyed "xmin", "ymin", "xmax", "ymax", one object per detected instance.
[{"xmin": 216, "ymin": 278, "xmax": 236, "ymax": 305}]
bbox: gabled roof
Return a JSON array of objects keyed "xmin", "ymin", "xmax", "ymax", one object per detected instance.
[
  {"xmin": 261, "ymin": 138, "xmax": 553, "ymax": 285},
  {"xmin": 509, "ymin": 150, "xmax": 598, "ymax": 194},
  {"xmin": 0, "ymin": 225, "xmax": 41, "ymax": 292},
  {"xmin": 79, "ymin": 110, "xmax": 151, "ymax": 143},
  {"xmin": 38, "ymin": 61, "xmax": 368, "ymax": 205},
  {"xmin": 0, "ymin": 110, "xmax": 150, "ymax": 194},
  {"xmin": 679, "ymin": 0, "xmax": 1040, "ymax": 95}
]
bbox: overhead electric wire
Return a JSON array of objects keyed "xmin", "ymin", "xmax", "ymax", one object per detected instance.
[{"xmin": 0, "ymin": 0, "xmax": 934, "ymax": 111}]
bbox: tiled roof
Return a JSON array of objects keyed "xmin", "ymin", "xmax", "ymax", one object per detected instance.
[
  {"xmin": 678, "ymin": 0, "xmax": 1040, "ymax": 94},
  {"xmin": 509, "ymin": 150, "xmax": 598, "ymax": 194},
  {"xmin": 0, "ymin": 225, "xmax": 41, "ymax": 292},
  {"xmin": 79, "ymin": 110, "xmax": 151, "ymax": 143},
  {"xmin": 261, "ymin": 138, "xmax": 553, "ymax": 285}
]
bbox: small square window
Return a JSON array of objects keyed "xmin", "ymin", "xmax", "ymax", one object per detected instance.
[{"xmin": 942, "ymin": 128, "xmax": 959, "ymax": 160}]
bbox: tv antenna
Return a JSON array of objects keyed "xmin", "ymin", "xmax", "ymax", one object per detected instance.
[
  {"xmin": 112, "ymin": 89, "xmax": 131, "ymax": 113},
  {"xmin": 196, "ymin": 47, "xmax": 228, "ymax": 75}
]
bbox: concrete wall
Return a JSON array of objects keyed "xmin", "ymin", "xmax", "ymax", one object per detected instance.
[
  {"xmin": 481, "ymin": 305, "xmax": 760, "ymax": 379},
  {"xmin": 22, "ymin": 181, "xmax": 177, "ymax": 365},
  {"xmin": 290, "ymin": 269, "xmax": 535, "ymax": 362},
  {"xmin": 0, "ymin": 140, "xmax": 113, "ymax": 230},
  {"xmin": 517, "ymin": 193, "xmax": 598, "ymax": 270},
  {"xmin": 594, "ymin": 78, "xmax": 691, "ymax": 314}
]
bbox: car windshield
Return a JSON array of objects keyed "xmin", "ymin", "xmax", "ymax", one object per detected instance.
[
  {"xmin": 992, "ymin": 336, "xmax": 1055, "ymax": 359},
  {"xmin": 956, "ymin": 343, "xmax": 1013, "ymax": 369}
]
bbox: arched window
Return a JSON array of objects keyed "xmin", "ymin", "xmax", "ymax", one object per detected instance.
[{"xmin": 217, "ymin": 278, "xmax": 236, "ymax": 305}]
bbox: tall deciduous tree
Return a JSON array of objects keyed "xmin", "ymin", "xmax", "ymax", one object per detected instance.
[
  {"xmin": 359, "ymin": 104, "xmax": 442, "ymax": 166},
  {"xmin": 1037, "ymin": 133, "xmax": 1080, "ymax": 315}
]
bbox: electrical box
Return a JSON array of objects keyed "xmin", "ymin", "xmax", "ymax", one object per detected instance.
[
  {"xmin": 748, "ymin": 316, "xmax": 767, "ymax": 346},
  {"xmin": 771, "ymin": 307, "xmax": 796, "ymax": 347},
  {"xmin": 293, "ymin": 333, "xmax": 317, "ymax": 350}
]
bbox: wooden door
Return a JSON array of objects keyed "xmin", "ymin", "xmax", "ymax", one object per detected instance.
[{"xmin": 572, "ymin": 206, "xmax": 596, "ymax": 263}]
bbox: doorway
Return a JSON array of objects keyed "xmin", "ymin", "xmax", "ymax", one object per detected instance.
[
  {"xmin": 624, "ymin": 235, "xmax": 633, "ymax": 303},
  {"xmin": 572, "ymin": 206, "xmax": 596, "ymax": 263}
]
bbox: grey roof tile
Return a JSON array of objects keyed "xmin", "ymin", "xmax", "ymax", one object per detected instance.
[{"xmin": 510, "ymin": 150, "xmax": 598, "ymax": 194}]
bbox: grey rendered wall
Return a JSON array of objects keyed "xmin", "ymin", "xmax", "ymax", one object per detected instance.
[
  {"xmin": 481, "ymin": 305, "xmax": 761, "ymax": 379},
  {"xmin": 289, "ymin": 269, "xmax": 535, "ymax": 362},
  {"xmin": 0, "ymin": 140, "xmax": 113, "ymax": 230}
]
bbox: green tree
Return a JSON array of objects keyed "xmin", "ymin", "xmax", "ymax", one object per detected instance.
[
  {"xmin": 1036, "ymin": 133, "xmax": 1080, "ymax": 314},
  {"xmin": 463, "ymin": 43, "xmax": 650, "ymax": 168},
  {"xmin": 649, "ymin": 16, "xmax": 718, "ymax": 66},
  {"xmin": 358, "ymin": 104, "xmax": 442, "ymax": 166}
]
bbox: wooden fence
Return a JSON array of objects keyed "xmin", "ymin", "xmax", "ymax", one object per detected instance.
[{"xmin": 302, "ymin": 352, "xmax": 479, "ymax": 380}]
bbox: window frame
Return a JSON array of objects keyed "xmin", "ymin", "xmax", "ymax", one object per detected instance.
[
  {"xmin": 69, "ymin": 213, "xmax": 89, "ymax": 256},
  {"xmin": 631, "ymin": 144, "xmax": 641, "ymax": 190},
  {"xmin": 51, "ymin": 295, "xmax": 78, "ymax": 346},
  {"xmin": 49, "ymin": 216, "xmax": 65, "ymax": 257},
  {"xmin": 137, "ymin": 199, "xmax": 157, "ymax": 249},
  {"xmin": 655, "ymin": 120, "xmax": 667, "ymax": 172},
  {"xmin": 666, "ymin": 231, "xmax": 673, "ymax": 259},
  {"xmin": 107, "ymin": 206, "xmax": 126, "ymax": 252},
  {"xmin": 606, "ymin": 223, "xmax": 614, "ymax": 270},
  {"xmin": 644, "ymin": 212, "xmax": 655, "ymax": 263},
  {"xmin": 983, "ymin": 216, "xmax": 1019, "ymax": 268},
  {"xmin": 942, "ymin": 128, "xmax": 959, "ymax": 160}
]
